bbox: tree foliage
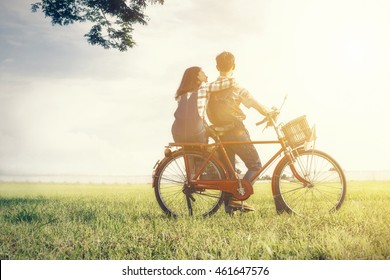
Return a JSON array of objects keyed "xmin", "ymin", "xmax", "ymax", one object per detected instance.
[{"xmin": 31, "ymin": 0, "xmax": 164, "ymax": 51}]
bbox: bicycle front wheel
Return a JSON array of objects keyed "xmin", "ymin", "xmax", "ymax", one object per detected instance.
[
  {"xmin": 153, "ymin": 150, "xmax": 225, "ymax": 218},
  {"xmin": 272, "ymin": 149, "xmax": 346, "ymax": 216}
]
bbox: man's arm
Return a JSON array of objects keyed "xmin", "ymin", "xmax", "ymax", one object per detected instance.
[
  {"xmin": 238, "ymin": 88, "xmax": 272, "ymax": 116},
  {"xmin": 248, "ymin": 99, "xmax": 272, "ymax": 116}
]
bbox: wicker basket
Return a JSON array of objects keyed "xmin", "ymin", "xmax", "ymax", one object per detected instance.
[{"xmin": 281, "ymin": 115, "xmax": 311, "ymax": 148}]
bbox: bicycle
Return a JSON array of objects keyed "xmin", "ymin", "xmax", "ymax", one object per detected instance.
[{"xmin": 152, "ymin": 106, "xmax": 346, "ymax": 218}]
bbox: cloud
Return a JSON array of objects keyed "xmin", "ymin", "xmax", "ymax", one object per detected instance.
[{"xmin": 1, "ymin": 0, "xmax": 390, "ymax": 177}]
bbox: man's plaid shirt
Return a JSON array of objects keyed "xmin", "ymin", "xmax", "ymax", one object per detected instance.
[{"xmin": 197, "ymin": 77, "xmax": 237, "ymax": 118}]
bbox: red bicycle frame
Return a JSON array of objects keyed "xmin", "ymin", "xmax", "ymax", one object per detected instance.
[{"xmin": 168, "ymin": 138, "xmax": 310, "ymax": 200}]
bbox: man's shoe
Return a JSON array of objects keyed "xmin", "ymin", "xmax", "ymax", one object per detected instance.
[{"xmin": 225, "ymin": 199, "xmax": 255, "ymax": 213}]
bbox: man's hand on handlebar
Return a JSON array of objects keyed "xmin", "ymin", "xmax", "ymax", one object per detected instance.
[
  {"xmin": 268, "ymin": 106, "xmax": 279, "ymax": 119},
  {"xmin": 256, "ymin": 107, "xmax": 279, "ymax": 127}
]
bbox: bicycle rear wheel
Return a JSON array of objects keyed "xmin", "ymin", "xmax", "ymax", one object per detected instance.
[
  {"xmin": 153, "ymin": 150, "xmax": 225, "ymax": 218},
  {"xmin": 272, "ymin": 149, "xmax": 346, "ymax": 216}
]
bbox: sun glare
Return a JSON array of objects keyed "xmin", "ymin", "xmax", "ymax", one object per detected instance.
[
  {"xmin": 334, "ymin": 23, "xmax": 379, "ymax": 73},
  {"xmin": 343, "ymin": 39, "xmax": 367, "ymax": 64}
]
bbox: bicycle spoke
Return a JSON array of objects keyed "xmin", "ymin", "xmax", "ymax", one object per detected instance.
[
  {"xmin": 193, "ymin": 191, "xmax": 222, "ymax": 199},
  {"xmin": 274, "ymin": 149, "xmax": 346, "ymax": 216},
  {"xmin": 154, "ymin": 151, "xmax": 224, "ymax": 217}
]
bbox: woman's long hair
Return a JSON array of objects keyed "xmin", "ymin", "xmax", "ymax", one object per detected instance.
[{"xmin": 175, "ymin": 66, "xmax": 201, "ymax": 100}]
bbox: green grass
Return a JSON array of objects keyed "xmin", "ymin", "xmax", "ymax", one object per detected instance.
[{"xmin": 0, "ymin": 181, "xmax": 389, "ymax": 260}]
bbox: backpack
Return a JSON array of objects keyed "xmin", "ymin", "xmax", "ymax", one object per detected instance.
[{"xmin": 207, "ymin": 87, "xmax": 246, "ymax": 126}]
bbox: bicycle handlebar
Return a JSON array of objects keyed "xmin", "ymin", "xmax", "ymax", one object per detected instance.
[
  {"xmin": 255, "ymin": 117, "xmax": 269, "ymax": 126},
  {"xmin": 256, "ymin": 109, "xmax": 279, "ymax": 127},
  {"xmin": 256, "ymin": 95, "xmax": 287, "ymax": 128}
]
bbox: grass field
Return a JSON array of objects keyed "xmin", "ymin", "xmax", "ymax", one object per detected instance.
[{"xmin": 0, "ymin": 181, "xmax": 389, "ymax": 260}]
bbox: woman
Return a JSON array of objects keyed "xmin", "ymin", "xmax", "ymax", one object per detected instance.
[
  {"xmin": 171, "ymin": 66, "xmax": 209, "ymax": 143},
  {"xmin": 171, "ymin": 66, "xmax": 235, "ymax": 143}
]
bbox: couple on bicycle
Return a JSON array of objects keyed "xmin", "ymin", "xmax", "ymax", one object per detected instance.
[{"xmin": 171, "ymin": 51, "xmax": 273, "ymax": 214}]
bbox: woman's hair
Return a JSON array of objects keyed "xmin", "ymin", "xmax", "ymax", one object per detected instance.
[{"xmin": 175, "ymin": 66, "xmax": 201, "ymax": 100}]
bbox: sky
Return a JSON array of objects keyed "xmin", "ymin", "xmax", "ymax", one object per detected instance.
[{"xmin": 1, "ymin": 0, "xmax": 390, "ymax": 177}]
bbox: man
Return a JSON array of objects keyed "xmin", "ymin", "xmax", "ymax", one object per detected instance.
[{"xmin": 207, "ymin": 51, "xmax": 272, "ymax": 213}]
